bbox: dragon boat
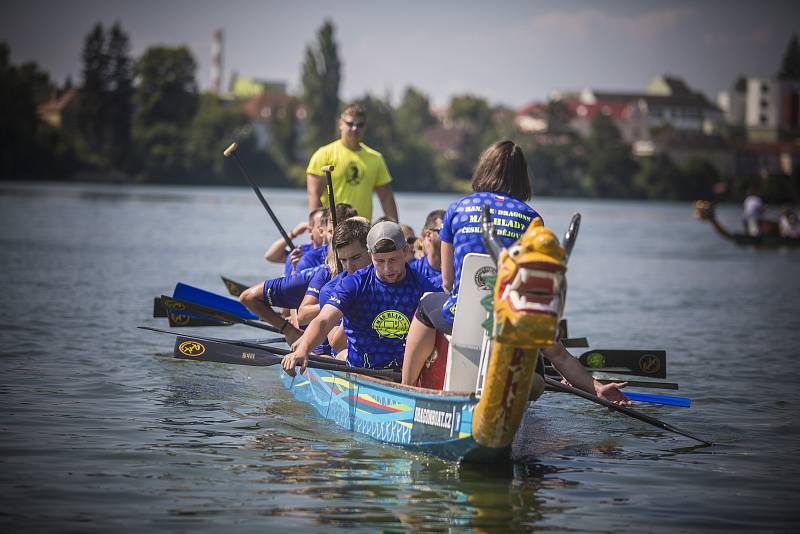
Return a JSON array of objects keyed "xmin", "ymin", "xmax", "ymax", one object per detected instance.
[
  {"xmin": 693, "ymin": 200, "xmax": 800, "ymax": 248},
  {"xmin": 279, "ymin": 209, "xmax": 572, "ymax": 462}
]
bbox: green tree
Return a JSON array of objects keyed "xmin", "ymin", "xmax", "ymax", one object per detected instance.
[
  {"xmin": 269, "ymin": 97, "xmax": 299, "ymax": 167},
  {"xmin": 0, "ymin": 42, "xmax": 75, "ymax": 180},
  {"xmin": 132, "ymin": 46, "xmax": 199, "ymax": 180},
  {"xmin": 106, "ymin": 22, "xmax": 133, "ymax": 169},
  {"xmin": 583, "ymin": 113, "xmax": 639, "ymax": 197},
  {"xmin": 77, "ymin": 23, "xmax": 108, "ymax": 158},
  {"xmin": 300, "ymin": 20, "xmax": 341, "ymax": 155},
  {"xmin": 134, "ymin": 46, "xmax": 198, "ymax": 127},
  {"xmin": 355, "ymin": 93, "xmax": 396, "ymax": 154},
  {"xmin": 545, "ymin": 100, "xmax": 573, "ymax": 135},
  {"xmin": 778, "ymin": 33, "xmax": 800, "ymax": 80},
  {"xmin": 395, "ymin": 86, "xmax": 436, "ymax": 140}
]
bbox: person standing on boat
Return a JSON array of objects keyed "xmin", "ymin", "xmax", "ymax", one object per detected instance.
[
  {"xmin": 743, "ymin": 187, "xmax": 765, "ymax": 237},
  {"xmin": 400, "ymin": 140, "xmax": 629, "ymax": 404},
  {"xmin": 263, "ymin": 207, "xmax": 328, "ymax": 276},
  {"xmin": 282, "ymin": 221, "xmax": 442, "ymax": 375},
  {"xmin": 306, "ymin": 103, "xmax": 398, "ymax": 222},
  {"xmin": 409, "ymin": 209, "xmax": 445, "ymax": 286}
]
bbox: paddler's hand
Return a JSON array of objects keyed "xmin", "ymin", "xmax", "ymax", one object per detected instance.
[
  {"xmin": 596, "ymin": 381, "xmax": 631, "ymax": 406},
  {"xmin": 282, "ymin": 349, "xmax": 309, "ymax": 377},
  {"xmin": 291, "ymin": 221, "xmax": 308, "ymax": 237},
  {"xmin": 289, "ymin": 247, "xmax": 303, "ymax": 271}
]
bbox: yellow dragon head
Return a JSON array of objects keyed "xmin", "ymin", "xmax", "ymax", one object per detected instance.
[{"xmin": 493, "ymin": 218, "xmax": 567, "ymax": 348}]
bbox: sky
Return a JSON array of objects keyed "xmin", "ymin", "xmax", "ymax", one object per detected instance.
[{"xmin": 3, "ymin": 0, "xmax": 798, "ymax": 109}]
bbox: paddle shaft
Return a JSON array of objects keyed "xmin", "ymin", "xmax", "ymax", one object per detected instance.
[
  {"xmin": 322, "ymin": 165, "xmax": 343, "ymax": 273},
  {"xmin": 160, "ymin": 295, "xmax": 279, "ymax": 333},
  {"xmin": 224, "ymin": 143, "xmax": 296, "ymax": 250},
  {"xmin": 544, "ymin": 376, "xmax": 711, "ymax": 445},
  {"xmin": 167, "ymin": 332, "xmax": 399, "ymax": 380}
]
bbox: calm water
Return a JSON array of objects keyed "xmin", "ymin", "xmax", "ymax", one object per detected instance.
[{"xmin": 1, "ymin": 182, "xmax": 798, "ymax": 532}]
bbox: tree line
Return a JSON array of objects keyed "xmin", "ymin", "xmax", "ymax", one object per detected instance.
[{"xmin": 2, "ymin": 22, "xmax": 799, "ymax": 202}]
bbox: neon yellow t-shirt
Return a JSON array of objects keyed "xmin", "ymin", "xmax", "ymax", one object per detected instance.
[{"xmin": 306, "ymin": 140, "xmax": 392, "ymax": 220}]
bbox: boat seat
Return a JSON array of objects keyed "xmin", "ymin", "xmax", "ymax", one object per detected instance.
[{"xmin": 443, "ymin": 253, "xmax": 495, "ymax": 392}]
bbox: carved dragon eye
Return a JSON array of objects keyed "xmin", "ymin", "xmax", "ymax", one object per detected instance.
[{"xmin": 509, "ymin": 245, "xmax": 521, "ymax": 257}]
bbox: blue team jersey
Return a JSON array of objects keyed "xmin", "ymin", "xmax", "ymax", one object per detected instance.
[
  {"xmin": 326, "ymin": 264, "xmax": 441, "ymax": 369},
  {"xmin": 305, "ymin": 265, "xmax": 333, "ymax": 299},
  {"xmin": 284, "ymin": 243, "xmax": 315, "ymax": 277},
  {"xmin": 409, "ymin": 256, "xmax": 442, "ymax": 286},
  {"xmin": 262, "ymin": 265, "xmax": 322, "ymax": 309},
  {"xmin": 319, "ymin": 271, "xmax": 347, "ymax": 306},
  {"xmin": 439, "ymin": 191, "xmax": 540, "ymax": 322},
  {"xmin": 295, "ymin": 244, "xmax": 328, "ymax": 273}
]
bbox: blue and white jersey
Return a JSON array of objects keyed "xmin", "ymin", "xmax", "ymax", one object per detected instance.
[
  {"xmin": 409, "ymin": 255, "xmax": 443, "ymax": 287},
  {"xmin": 439, "ymin": 191, "xmax": 540, "ymax": 322},
  {"xmin": 326, "ymin": 264, "xmax": 441, "ymax": 369},
  {"xmin": 262, "ymin": 265, "xmax": 323, "ymax": 310},
  {"xmin": 295, "ymin": 244, "xmax": 328, "ymax": 273},
  {"xmin": 284, "ymin": 243, "xmax": 315, "ymax": 277}
]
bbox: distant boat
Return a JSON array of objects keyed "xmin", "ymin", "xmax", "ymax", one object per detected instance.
[{"xmin": 692, "ymin": 200, "xmax": 800, "ymax": 248}]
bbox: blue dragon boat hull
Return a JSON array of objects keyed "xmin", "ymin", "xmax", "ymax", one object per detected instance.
[{"xmin": 280, "ymin": 367, "xmax": 509, "ymax": 462}]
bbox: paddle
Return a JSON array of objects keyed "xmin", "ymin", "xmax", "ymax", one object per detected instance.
[
  {"xmin": 221, "ymin": 276, "xmax": 250, "ymax": 297},
  {"xmin": 224, "ymin": 142, "xmax": 296, "ymax": 250},
  {"xmin": 322, "ymin": 164, "xmax": 342, "ymax": 273},
  {"xmin": 141, "ymin": 326, "xmax": 337, "ymax": 366},
  {"xmin": 561, "ymin": 337, "xmax": 588, "ymax": 348},
  {"xmin": 545, "ymin": 383, "xmax": 689, "ymax": 407},
  {"xmin": 143, "ymin": 327, "xmax": 400, "ymax": 381},
  {"xmin": 543, "ymin": 376, "xmax": 711, "ymax": 445},
  {"xmin": 576, "ymin": 349, "xmax": 667, "ymax": 378},
  {"xmin": 160, "ymin": 295, "xmax": 279, "ymax": 333},
  {"xmin": 173, "ymin": 283, "xmax": 258, "ymax": 320}
]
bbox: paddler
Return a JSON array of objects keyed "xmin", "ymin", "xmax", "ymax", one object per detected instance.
[
  {"xmin": 400, "ymin": 140, "xmax": 629, "ymax": 404},
  {"xmin": 408, "ymin": 209, "xmax": 445, "ymax": 286},
  {"xmin": 282, "ymin": 221, "xmax": 441, "ymax": 375},
  {"xmin": 295, "ymin": 204, "xmax": 358, "ymax": 273},
  {"xmin": 263, "ymin": 207, "xmax": 328, "ymax": 276}
]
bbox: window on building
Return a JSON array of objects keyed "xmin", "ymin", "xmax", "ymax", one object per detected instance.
[{"xmin": 760, "ymin": 114, "xmax": 768, "ymax": 124}]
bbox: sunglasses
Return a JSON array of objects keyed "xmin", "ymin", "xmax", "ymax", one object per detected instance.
[
  {"xmin": 343, "ymin": 120, "xmax": 365, "ymax": 129},
  {"xmin": 406, "ymin": 237, "xmax": 417, "ymax": 245}
]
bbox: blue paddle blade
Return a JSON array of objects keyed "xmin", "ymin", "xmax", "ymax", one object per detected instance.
[
  {"xmin": 624, "ymin": 391, "xmax": 691, "ymax": 408},
  {"xmin": 173, "ymin": 283, "xmax": 258, "ymax": 321}
]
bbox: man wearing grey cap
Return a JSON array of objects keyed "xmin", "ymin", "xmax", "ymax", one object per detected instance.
[{"xmin": 282, "ymin": 221, "xmax": 442, "ymax": 375}]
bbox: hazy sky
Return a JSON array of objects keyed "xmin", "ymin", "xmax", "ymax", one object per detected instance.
[{"xmin": 3, "ymin": 0, "xmax": 798, "ymax": 108}]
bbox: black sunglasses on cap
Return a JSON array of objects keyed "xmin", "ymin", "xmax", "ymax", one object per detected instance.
[{"xmin": 343, "ymin": 120, "xmax": 365, "ymax": 129}]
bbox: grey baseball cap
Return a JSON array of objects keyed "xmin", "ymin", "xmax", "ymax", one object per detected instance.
[{"xmin": 367, "ymin": 221, "xmax": 406, "ymax": 253}]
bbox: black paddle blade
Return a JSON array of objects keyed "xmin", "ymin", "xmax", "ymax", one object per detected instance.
[
  {"xmin": 160, "ymin": 295, "xmax": 278, "ymax": 333},
  {"xmin": 221, "ymin": 276, "xmax": 249, "ymax": 297},
  {"xmin": 167, "ymin": 312, "xmax": 232, "ymax": 328},
  {"xmin": 578, "ymin": 349, "xmax": 667, "ymax": 379},
  {"xmin": 174, "ymin": 336, "xmax": 282, "ymax": 366},
  {"xmin": 153, "ymin": 297, "xmax": 167, "ymax": 317}
]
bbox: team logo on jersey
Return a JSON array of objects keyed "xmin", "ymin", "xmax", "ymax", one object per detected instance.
[
  {"xmin": 178, "ymin": 341, "xmax": 205, "ymax": 356},
  {"xmin": 345, "ymin": 163, "xmax": 361, "ymax": 185},
  {"xmin": 371, "ymin": 310, "xmax": 410, "ymax": 338}
]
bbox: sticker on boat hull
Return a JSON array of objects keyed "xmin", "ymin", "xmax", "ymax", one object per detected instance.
[{"xmin": 410, "ymin": 398, "xmax": 461, "ymax": 442}]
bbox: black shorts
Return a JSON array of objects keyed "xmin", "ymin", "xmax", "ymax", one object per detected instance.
[{"xmin": 415, "ymin": 292, "xmax": 453, "ymax": 335}]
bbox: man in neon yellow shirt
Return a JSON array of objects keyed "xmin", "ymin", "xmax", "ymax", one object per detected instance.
[{"xmin": 306, "ymin": 103, "xmax": 398, "ymax": 222}]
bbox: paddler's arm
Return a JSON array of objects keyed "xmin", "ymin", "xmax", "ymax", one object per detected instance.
[
  {"xmin": 542, "ymin": 342, "xmax": 630, "ymax": 405},
  {"xmin": 375, "ymin": 183, "xmax": 398, "ymax": 222},
  {"xmin": 283, "ymin": 304, "xmax": 343, "ymax": 376},
  {"xmin": 307, "ymin": 173, "xmax": 324, "ymax": 212},
  {"xmin": 239, "ymin": 284, "xmax": 303, "ymax": 344},
  {"xmin": 264, "ymin": 221, "xmax": 307, "ymax": 262},
  {"xmin": 296, "ymin": 293, "xmax": 322, "ymax": 325},
  {"xmin": 441, "ymin": 241, "xmax": 454, "ymax": 293}
]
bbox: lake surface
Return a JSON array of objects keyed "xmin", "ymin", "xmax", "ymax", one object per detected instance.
[{"xmin": 1, "ymin": 182, "xmax": 798, "ymax": 532}]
